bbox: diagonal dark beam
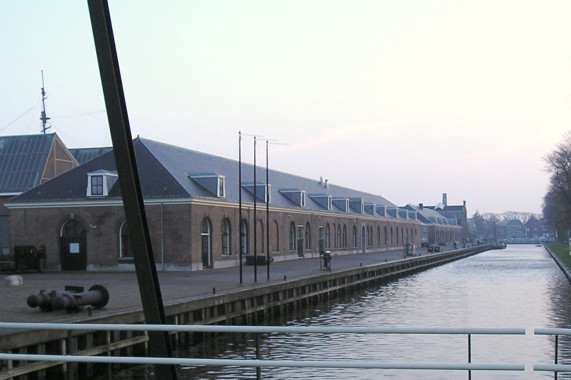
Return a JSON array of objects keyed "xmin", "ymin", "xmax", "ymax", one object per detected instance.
[{"xmin": 86, "ymin": 1, "xmax": 177, "ymax": 379}]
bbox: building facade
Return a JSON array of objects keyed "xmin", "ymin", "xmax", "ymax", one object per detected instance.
[{"xmin": 8, "ymin": 138, "xmax": 423, "ymax": 271}]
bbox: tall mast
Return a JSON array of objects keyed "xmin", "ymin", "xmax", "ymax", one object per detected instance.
[{"xmin": 40, "ymin": 70, "xmax": 51, "ymax": 134}]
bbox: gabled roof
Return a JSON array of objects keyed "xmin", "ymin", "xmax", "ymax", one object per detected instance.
[
  {"xmin": 10, "ymin": 137, "xmax": 399, "ymax": 214},
  {"xmin": 69, "ymin": 147, "xmax": 112, "ymax": 165},
  {"xmin": 0, "ymin": 133, "xmax": 77, "ymax": 195}
]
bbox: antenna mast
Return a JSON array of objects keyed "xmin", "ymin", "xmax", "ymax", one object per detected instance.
[{"xmin": 40, "ymin": 70, "xmax": 51, "ymax": 134}]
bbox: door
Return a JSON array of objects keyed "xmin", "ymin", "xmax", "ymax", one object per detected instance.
[{"xmin": 60, "ymin": 219, "xmax": 87, "ymax": 271}]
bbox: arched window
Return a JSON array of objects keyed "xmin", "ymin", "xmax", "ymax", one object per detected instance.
[
  {"xmin": 119, "ymin": 221, "xmax": 131, "ymax": 258},
  {"xmin": 336, "ymin": 224, "xmax": 341, "ymax": 248},
  {"xmin": 342, "ymin": 225, "xmax": 347, "ymax": 248},
  {"xmin": 384, "ymin": 226, "xmax": 388, "ymax": 245},
  {"xmin": 305, "ymin": 222, "xmax": 311, "ymax": 249},
  {"xmin": 221, "ymin": 218, "xmax": 231, "ymax": 255},
  {"xmin": 325, "ymin": 224, "xmax": 331, "ymax": 249},
  {"xmin": 201, "ymin": 218, "xmax": 212, "ymax": 268},
  {"xmin": 377, "ymin": 227, "xmax": 381, "ymax": 247},
  {"xmin": 289, "ymin": 221, "xmax": 296, "ymax": 251},
  {"xmin": 273, "ymin": 220, "xmax": 279, "ymax": 252},
  {"xmin": 390, "ymin": 227, "xmax": 394, "ymax": 245},
  {"xmin": 259, "ymin": 220, "xmax": 265, "ymax": 253},
  {"xmin": 352, "ymin": 225, "xmax": 357, "ymax": 248},
  {"xmin": 240, "ymin": 219, "xmax": 249, "ymax": 255},
  {"xmin": 368, "ymin": 226, "xmax": 373, "ymax": 247},
  {"xmin": 396, "ymin": 227, "xmax": 399, "ymax": 245}
]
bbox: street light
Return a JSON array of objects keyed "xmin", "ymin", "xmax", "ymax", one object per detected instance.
[{"xmin": 240, "ymin": 132, "xmax": 263, "ymax": 283}]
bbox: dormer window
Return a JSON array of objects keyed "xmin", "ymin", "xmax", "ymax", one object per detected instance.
[
  {"xmin": 91, "ymin": 175, "xmax": 103, "ymax": 196},
  {"xmin": 279, "ymin": 188, "xmax": 305, "ymax": 207},
  {"xmin": 87, "ymin": 170, "xmax": 118, "ymax": 197},
  {"xmin": 218, "ymin": 176, "xmax": 225, "ymax": 197},
  {"xmin": 188, "ymin": 172, "xmax": 225, "ymax": 198}
]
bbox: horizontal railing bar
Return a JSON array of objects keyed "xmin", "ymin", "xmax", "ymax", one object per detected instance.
[
  {"xmin": 535, "ymin": 364, "xmax": 571, "ymax": 372},
  {"xmin": 0, "ymin": 353, "xmax": 525, "ymax": 371},
  {"xmin": 0, "ymin": 322, "xmax": 526, "ymax": 335},
  {"xmin": 534, "ymin": 328, "xmax": 571, "ymax": 336}
]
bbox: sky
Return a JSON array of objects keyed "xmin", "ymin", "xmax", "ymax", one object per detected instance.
[{"xmin": 2, "ymin": 1, "xmax": 570, "ymax": 215}]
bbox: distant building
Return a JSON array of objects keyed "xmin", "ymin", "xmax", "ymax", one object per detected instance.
[
  {"xmin": 403, "ymin": 203, "xmax": 462, "ymax": 246},
  {"xmin": 425, "ymin": 193, "xmax": 469, "ymax": 239},
  {"xmin": 0, "ymin": 133, "xmax": 77, "ymax": 255},
  {"xmin": 8, "ymin": 137, "xmax": 422, "ymax": 271},
  {"xmin": 497, "ymin": 219, "xmax": 525, "ymax": 240}
]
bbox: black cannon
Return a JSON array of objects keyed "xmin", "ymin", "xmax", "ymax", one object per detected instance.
[
  {"xmin": 27, "ymin": 290, "xmax": 66, "ymax": 311},
  {"xmin": 27, "ymin": 285, "xmax": 109, "ymax": 313}
]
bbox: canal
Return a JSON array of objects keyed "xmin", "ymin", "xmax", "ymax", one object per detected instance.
[{"xmin": 102, "ymin": 245, "xmax": 571, "ymax": 379}]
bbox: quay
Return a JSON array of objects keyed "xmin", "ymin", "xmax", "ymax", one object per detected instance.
[{"xmin": 0, "ymin": 245, "xmax": 488, "ymax": 379}]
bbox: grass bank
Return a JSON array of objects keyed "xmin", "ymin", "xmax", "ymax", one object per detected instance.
[{"xmin": 546, "ymin": 242, "xmax": 571, "ymax": 269}]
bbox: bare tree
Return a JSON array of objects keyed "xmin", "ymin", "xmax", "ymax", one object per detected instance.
[{"xmin": 543, "ymin": 132, "xmax": 571, "ymax": 241}]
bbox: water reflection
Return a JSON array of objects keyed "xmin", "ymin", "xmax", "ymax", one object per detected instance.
[{"xmin": 102, "ymin": 245, "xmax": 571, "ymax": 379}]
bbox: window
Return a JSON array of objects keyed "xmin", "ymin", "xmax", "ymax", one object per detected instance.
[
  {"xmin": 201, "ymin": 218, "xmax": 212, "ymax": 268},
  {"xmin": 342, "ymin": 225, "xmax": 347, "ymax": 248},
  {"xmin": 218, "ymin": 177, "xmax": 225, "ymax": 197},
  {"xmin": 87, "ymin": 170, "xmax": 118, "ymax": 197},
  {"xmin": 273, "ymin": 220, "xmax": 279, "ymax": 252},
  {"xmin": 188, "ymin": 173, "xmax": 225, "ymax": 197},
  {"xmin": 325, "ymin": 224, "xmax": 331, "ymax": 249},
  {"xmin": 352, "ymin": 225, "xmax": 357, "ymax": 248},
  {"xmin": 240, "ymin": 219, "xmax": 249, "ymax": 255},
  {"xmin": 289, "ymin": 222, "xmax": 296, "ymax": 251},
  {"xmin": 119, "ymin": 221, "xmax": 131, "ymax": 258},
  {"xmin": 91, "ymin": 175, "xmax": 103, "ymax": 196},
  {"xmin": 377, "ymin": 227, "xmax": 381, "ymax": 247},
  {"xmin": 221, "ymin": 218, "xmax": 231, "ymax": 255},
  {"xmin": 305, "ymin": 222, "xmax": 311, "ymax": 249}
]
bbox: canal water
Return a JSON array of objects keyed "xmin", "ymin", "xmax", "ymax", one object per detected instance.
[{"xmin": 108, "ymin": 245, "xmax": 571, "ymax": 379}]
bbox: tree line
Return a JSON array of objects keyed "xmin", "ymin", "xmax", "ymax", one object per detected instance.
[{"xmin": 543, "ymin": 132, "xmax": 571, "ymax": 241}]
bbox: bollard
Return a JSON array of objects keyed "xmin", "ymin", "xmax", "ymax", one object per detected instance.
[{"xmin": 52, "ymin": 285, "xmax": 110, "ymax": 312}]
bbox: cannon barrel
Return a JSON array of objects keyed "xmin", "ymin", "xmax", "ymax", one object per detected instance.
[
  {"xmin": 27, "ymin": 290, "xmax": 63, "ymax": 311},
  {"xmin": 52, "ymin": 285, "xmax": 109, "ymax": 312}
]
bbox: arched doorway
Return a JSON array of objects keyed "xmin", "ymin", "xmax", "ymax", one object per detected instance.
[
  {"xmin": 60, "ymin": 219, "xmax": 87, "ymax": 271},
  {"xmin": 201, "ymin": 218, "xmax": 212, "ymax": 268}
]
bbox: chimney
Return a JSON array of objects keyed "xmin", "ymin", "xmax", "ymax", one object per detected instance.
[
  {"xmin": 419, "ymin": 203, "xmax": 423, "ymax": 210},
  {"xmin": 324, "ymin": 179, "xmax": 329, "ymax": 189},
  {"xmin": 442, "ymin": 193, "xmax": 448, "ymax": 206},
  {"xmin": 319, "ymin": 176, "xmax": 324, "ymax": 186}
]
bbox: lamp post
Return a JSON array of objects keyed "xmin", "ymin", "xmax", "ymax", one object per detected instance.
[
  {"xmin": 238, "ymin": 131, "xmax": 243, "ymax": 284},
  {"xmin": 265, "ymin": 140, "xmax": 270, "ymax": 280},
  {"xmin": 253, "ymin": 136, "xmax": 258, "ymax": 283}
]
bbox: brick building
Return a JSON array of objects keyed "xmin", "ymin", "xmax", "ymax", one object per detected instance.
[
  {"xmin": 0, "ymin": 133, "xmax": 77, "ymax": 256},
  {"xmin": 8, "ymin": 138, "xmax": 423, "ymax": 271}
]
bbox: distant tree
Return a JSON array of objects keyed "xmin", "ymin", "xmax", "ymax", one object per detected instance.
[
  {"xmin": 543, "ymin": 132, "xmax": 571, "ymax": 241},
  {"xmin": 472, "ymin": 211, "xmax": 486, "ymax": 238}
]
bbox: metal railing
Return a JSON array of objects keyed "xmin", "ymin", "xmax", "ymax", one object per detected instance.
[{"xmin": 0, "ymin": 323, "xmax": 569, "ymax": 378}]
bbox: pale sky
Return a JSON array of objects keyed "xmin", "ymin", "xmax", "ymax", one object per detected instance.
[{"xmin": 2, "ymin": 1, "xmax": 570, "ymax": 215}]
